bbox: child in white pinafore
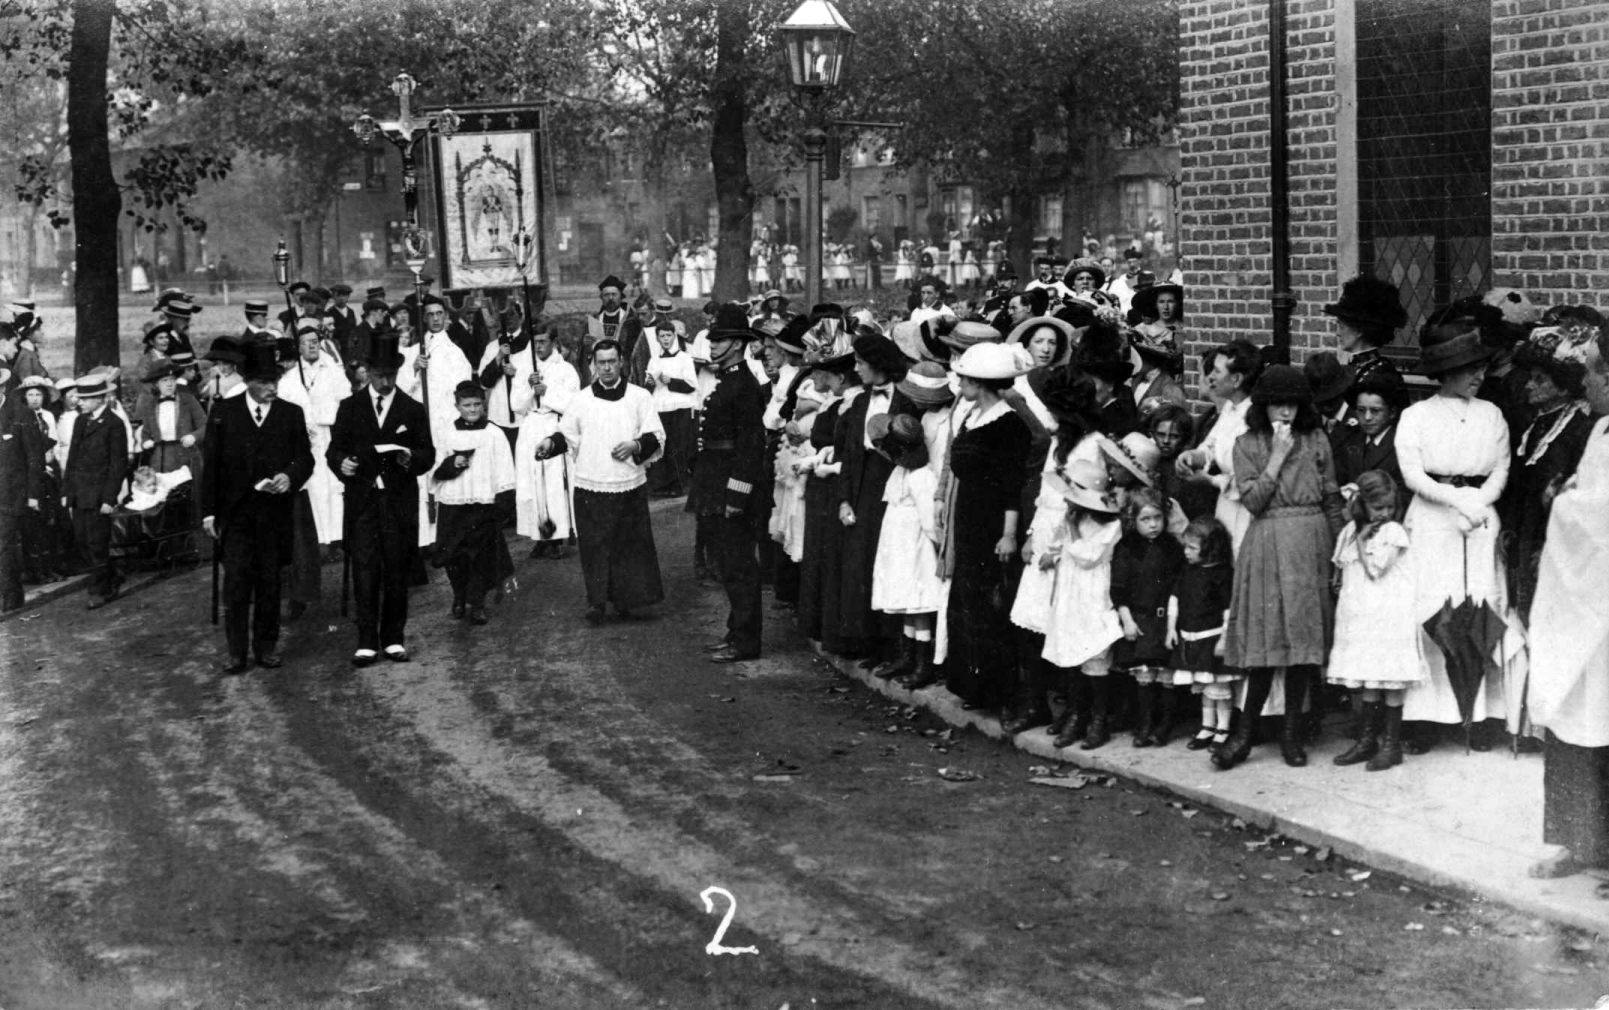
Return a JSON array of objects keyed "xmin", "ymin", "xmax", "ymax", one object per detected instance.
[
  {"xmin": 1326, "ymin": 469, "xmax": 1425, "ymax": 772},
  {"xmin": 772, "ymin": 390, "xmax": 822, "ymax": 564},
  {"xmin": 1041, "ymin": 459, "xmax": 1126, "ymax": 751},
  {"xmin": 869, "ymin": 412, "xmax": 943, "ymax": 684}
]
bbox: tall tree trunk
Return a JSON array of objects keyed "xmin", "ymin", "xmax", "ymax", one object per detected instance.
[
  {"xmin": 1004, "ymin": 124, "xmax": 1037, "ymax": 273},
  {"xmin": 67, "ymin": 0, "xmax": 119, "ymax": 374},
  {"xmin": 171, "ymin": 205, "xmax": 189, "ymax": 277},
  {"xmin": 22, "ymin": 204, "xmax": 38, "ymax": 299},
  {"xmin": 709, "ymin": 0, "xmax": 752, "ymax": 302}
]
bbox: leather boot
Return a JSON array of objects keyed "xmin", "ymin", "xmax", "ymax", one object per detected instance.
[
  {"xmin": 1080, "ymin": 675, "xmax": 1111, "ymax": 750},
  {"xmin": 1153, "ymin": 686, "xmax": 1181, "ymax": 747},
  {"xmin": 1053, "ymin": 669, "xmax": 1089, "ymax": 748},
  {"xmin": 1367, "ymin": 705, "xmax": 1405, "ymax": 771},
  {"xmin": 1333, "ymin": 701, "xmax": 1382, "ymax": 766},
  {"xmin": 1213, "ymin": 672, "xmax": 1271, "ymax": 771},
  {"xmin": 898, "ymin": 640, "xmax": 938, "ymax": 690},
  {"xmin": 874, "ymin": 635, "xmax": 916, "ymax": 680},
  {"xmin": 1132, "ymin": 683, "xmax": 1157, "ymax": 747},
  {"xmin": 1001, "ymin": 656, "xmax": 1052, "ymax": 735},
  {"xmin": 1279, "ymin": 669, "xmax": 1310, "ymax": 767}
]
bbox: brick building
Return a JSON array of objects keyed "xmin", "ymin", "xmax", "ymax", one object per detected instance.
[{"xmin": 1177, "ymin": 0, "xmax": 1609, "ymax": 374}]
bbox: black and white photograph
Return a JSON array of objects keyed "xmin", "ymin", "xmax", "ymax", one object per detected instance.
[{"xmin": 1, "ymin": 0, "xmax": 1608, "ymax": 1006}]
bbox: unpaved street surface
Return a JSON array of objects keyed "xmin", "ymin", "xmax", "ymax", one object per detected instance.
[{"xmin": 2, "ymin": 508, "xmax": 1606, "ymax": 1009}]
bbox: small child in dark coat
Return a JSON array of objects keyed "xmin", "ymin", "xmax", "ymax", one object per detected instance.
[{"xmin": 1111, "ymin": 486, "xmax": 1185, "ymax": 746}]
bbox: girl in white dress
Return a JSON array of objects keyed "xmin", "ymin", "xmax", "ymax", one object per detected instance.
[
  {"xmin": 1040, "ymin": 460, "xmax": 1126, "ymax": 750},
  {"xmin": 772, "ymin": 389, "xmax": 821, "ymax": 563},
  {"xmin": 869, "ymin": 413, "xmax": 943, "ymax": 682},
  {"xmin": 1327, "ymin": 470, "xmax": 1425, "ymax": 771},
  {"xmin": 961, "ymin": 247, "xmax": 981, "ymax": 287}
]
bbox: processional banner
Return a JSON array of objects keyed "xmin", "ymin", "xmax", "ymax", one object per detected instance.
[{"xmin": 425, "ymin": 103, "xmax": 548, "ymax": 292}]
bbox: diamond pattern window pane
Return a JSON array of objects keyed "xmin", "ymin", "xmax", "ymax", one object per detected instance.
[{"xmin": 1357, "ymin": 0, "xmax": 1492, "ymax": 347}]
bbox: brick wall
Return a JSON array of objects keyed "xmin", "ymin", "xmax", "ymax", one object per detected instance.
[
  {"xmin": 1490, "ymin": 0, "xmax": 1609, "ymax": 311},
  {"xmin": 1178, "ymin": 0, "xmax": 1342, "ymax": 377}
]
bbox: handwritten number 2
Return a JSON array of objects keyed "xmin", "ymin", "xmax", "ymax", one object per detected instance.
[{"xmin": 700, "ymin": 886, "xmax": 758, "ymax": 956}]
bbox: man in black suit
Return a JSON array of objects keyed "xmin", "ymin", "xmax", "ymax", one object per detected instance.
[
  {"xmin": 61, "ymin": 370, "xmax": 128, "ymax": 609},
  {"xmin": 348, "ymin": 298, "xmax": 391, "ymax": 375},
  {"xmin": 200, "ymin": 344, "xmax": 315, "ymax": 674},
  {"xmin": 327, "ymin": 335, "xmax": 436, "ymax": 666},
  {"xmin": 1332, "ymin": 370, "xmax": 1410, "ymax": 514},
  {"xmin": 0, "ymin": 366, "xmax": 46, "ymax": 611}
]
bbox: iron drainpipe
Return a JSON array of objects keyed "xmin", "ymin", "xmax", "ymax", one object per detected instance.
[{"xmin": 1269, "ymin": 0, "xmax": 1294, "ymax": 352}]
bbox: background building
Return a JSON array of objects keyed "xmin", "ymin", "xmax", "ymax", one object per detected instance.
[{"xmin": 1178, "ymin": 0, "xmax": 1609, "ymax": 371}]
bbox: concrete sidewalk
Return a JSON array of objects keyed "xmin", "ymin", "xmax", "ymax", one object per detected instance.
[{"xmin": 820, "ymin": 647, "xmax": 1609, "ymax": 936}]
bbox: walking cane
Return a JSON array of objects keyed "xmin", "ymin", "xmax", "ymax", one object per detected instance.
[{"xmin": 210, "ymin": 529, "xmax": 220, "ymax": 625}]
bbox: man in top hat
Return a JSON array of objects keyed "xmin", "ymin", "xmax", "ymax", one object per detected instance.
[
  {"xmin": 399, "ymin": 294, "xmax": 474, "ymax": 547},
  {"xmin": 0, "ymin": 363, "xmax": 46, "ymax": 611},
  {"xmin": 200, "ymin": 343, "xmax": 315, "ymax": 673},
  {"xmin": 328, "ymin": 334, "xmax": 435, "ymax": 665},
  {"xmin": 691, "ymin": 305, "xmax": 768, "ymax": 663},
  {"xmin": 514, "ymin": 325, "xmax": 581, "ymax": 560},
  {"xmin": 1324, "ymin": 273, "xmax": 1407, "ymax": 385},
  {"xmin": 535, "ymin": 339, "xmax": 666, "ymax": 622},
  {"xmin": 146, "ymin": 296, "xmax": 201, "ymax": 360},
  {"xmin": 202, "ymin": 336, "xmax": 247, "ymax": 406},
  {"xmin": 61, "ymin": 369, "xmax": 129, "ymax": 609}
]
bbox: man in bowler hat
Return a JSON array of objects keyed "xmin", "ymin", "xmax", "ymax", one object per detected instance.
[{"xmin": 200, "ymin": 343, "xmax": 315, "ymax": 673}]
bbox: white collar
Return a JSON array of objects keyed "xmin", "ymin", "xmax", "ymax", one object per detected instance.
[{"xmin": 963, "ymin": 398, "xmax": 1010, "ymax": 430}]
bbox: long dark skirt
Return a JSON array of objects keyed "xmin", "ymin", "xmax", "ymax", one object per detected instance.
[
  {"xmin": 797, "ymin": 474, "xmax": 840, "ymax": 644},
  {"xmin": 944, "ymin": 550, "xmax": 1020, "ymax": 708},
  {"xmin": 835, "ymin": 457, "xmax": 892, "ymax": 649},
  {"xmin": 435, "ymin": 500, "xmax": 514, "ymax": 604},
  {"xmin": 1544, "ymin": 731, "xmax": 1609, "ymax": 867},
  {"xmin": 574, "ymin": 485, "xmax": 664, "ymax": 612}
]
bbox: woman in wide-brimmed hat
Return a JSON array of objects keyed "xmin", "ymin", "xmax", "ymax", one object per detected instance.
[
  {"xmin": 1394, "ymin": 319, "xmax": 1517, "ymax": 751},
  {"xmin": 795, "ymin": 331, "xmax": 861, "ymax": 653},
  {"xmin": 1324, "ymin": 273, "xmax": 1407, "ymax": 385},
  {"xmin": 940, "ymin": 343, "xmax": 1031, "ymax": 714},
  {"xmin": 1003, "ymin": 314, "xmax": 1077, "ymax": 525},
  {"xmin": 1502, "ymin": 319, "xmax": 1600, "ymax": 621},
  {"xmin": 1215, "ymin": 365, "xmax": 1346, "ymax": 772}
]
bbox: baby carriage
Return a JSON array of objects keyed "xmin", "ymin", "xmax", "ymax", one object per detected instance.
[{"xmin": 110, "ymin": 464, "xmax": 202, "ymax": 573}]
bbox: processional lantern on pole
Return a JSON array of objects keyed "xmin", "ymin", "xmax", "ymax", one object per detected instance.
[
  {"xmin": 271, "ymin": 239, "xmax": 292, "ymax": 314},
  {"xmin": 351, "ymin": 72, "xmax": 462, "ymax": 312},
  {"xmin": 779, "ymin": 1, "xmax": 855, "ymax": 312}
]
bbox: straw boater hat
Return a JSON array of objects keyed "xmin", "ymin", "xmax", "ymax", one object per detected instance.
[
  {"xmin": 762, "ymin": 289, "xmax": 787, "ymax": 307},
  {"xmin": 1045, "ymin": 459, "xmax": 1119, "ymax": 514},
  {"xmin": 1005, "ymin": 316, "xmax": 1077, "ymax": 368},
  {"xmin": 952, "ymin": 342, "xmax": 1028, "ymax": 381},
  {"xmin": 54, "ymin": 376, "xmax": 78, "ymax": 396},
  {"xmin": 895, "ymin": 360, "xmax": 955, "ymax": 409},
  {"xmin": 74, "ymin": 368, "xmax": 114, "ymax": 399},
  {"xmin": 939, "ymin": 320, "xmax": 1002, "ymax": 355},
  {"xmin": 1098, "ymin": 432, "xmax": 1162, "ymax": 487}
]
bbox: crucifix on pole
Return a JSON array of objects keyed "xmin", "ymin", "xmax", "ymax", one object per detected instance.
[{"xmin": 351, "ymin": 72, "xmax": 462, "ymax": 313}]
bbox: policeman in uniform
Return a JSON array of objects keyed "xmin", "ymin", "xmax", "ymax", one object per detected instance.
[{"xmin": 690, "ymin": 304, "xmax": 768, "ymax": 664}]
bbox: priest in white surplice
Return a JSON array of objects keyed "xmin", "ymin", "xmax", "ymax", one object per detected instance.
[
  {"xmin": 276, "ymin": 325, "xmax": 350, "ymax": 545},
  {"xmin": 535, "ymin": 339, "xmax": 664, "ymax": 622},
  {"xmin": 514, "ymin": 328, "xmax": 580, "ymax": 559},
  {"xmin": 399, "ymin": 296, "xmax": 473, "ymax": 547}
]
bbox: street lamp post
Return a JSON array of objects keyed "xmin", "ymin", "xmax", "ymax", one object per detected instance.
[
  {"xmin": 780, "ymin": 1, "xmax": 855, "ymax": 312},
  {"xmin": 351, "ymin": 72, "xmax": 461, "ymax": 313},
  {"xmin": 271, "ymin": 239, "xmax": 291, "ymax": 316}
]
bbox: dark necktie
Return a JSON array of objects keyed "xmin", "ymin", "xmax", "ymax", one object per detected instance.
[
  {"xmin": 159, "ymin": 396, "xmax": 175, "ymax": 403},
  {"xmin": 255, "ymin": 405, "xmax": 265, "ymax": 425},
  {"xmin": 374, "ymin": 395, "xmax": 385, "ymax": 422}
]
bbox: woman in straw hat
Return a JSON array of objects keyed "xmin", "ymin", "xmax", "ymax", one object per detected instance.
[{"xmin": 942, "ymin": 343, "xmax": 1031, "ymax": 713}]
